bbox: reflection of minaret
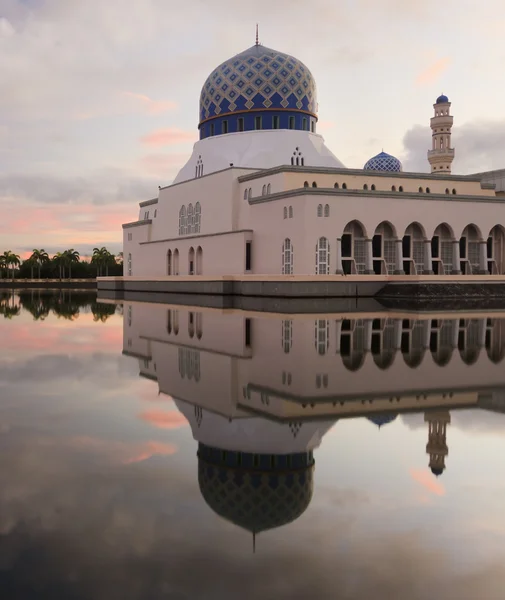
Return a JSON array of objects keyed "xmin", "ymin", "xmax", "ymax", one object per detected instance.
[{"xmin": 424, "ymin": 411, "xmax": 451, "ymax": 476}]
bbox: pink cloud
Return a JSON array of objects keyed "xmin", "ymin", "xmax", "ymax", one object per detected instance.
[
  {"xmin": 140, "ymin": 128, "xmax": 196, "ymax": 147},
  {"xmin": 416, "ymin": 57, "xmax": 451, "ymax": 86},
  {"xmin": 122, "ymin": 92, "xmax": 177, "ymax": 115},
  {"xmin": 138, "ymin": 409, "xmax": 189, "ymax": 430},
  {"xmin": 410, "ymin": 468, "xmax": 445, "ymax": 496}
]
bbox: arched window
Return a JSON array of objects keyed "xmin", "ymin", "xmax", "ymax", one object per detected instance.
[
  {"xmin": 334, "ymin": 183, "xmax": 339, "ymax": 189},
  {"xmin": 127, "ymin": 253, "xmax": 132, "ymax": 276},
  {"xmin": 363, "ymin": 184, "xmax": 368, "ymax": 190},
  {"xmin": 291, "ymin": 147, "xmax": 304, "ymax": 167},
  {"xmin": 188, "ymin": 247, "xmax": 195, "ymax": 275},
  {"xmin": 187, "ymin": 203, "xmax": 194, "ymax": 234},
  {"xmin": 324, "ymin": 204, "xmax": 330, "ymax": 217},
  {"xmin": 399, "ymin": 186, "xmax": 403, "ymax": 192},
  {"xmin": 195, "ymin": 202, "xmax": 201, "ymax": 233},
  {"xmin": 196, "ymin": 246, "xmax": 203, "ymax": 275},
  {"xmin": 179, "ymin": 206, "xmax": 187, "ymax": 235},
  {"xmin": 282, "ymin": 319, "xmax": 293, "ymax": 353},
  {"xmin": 167, "ymin": 310, "xmax": 172, "ymax": 334},
  {"xmin": 288, "ymin": 206, "xmax": 293, "ymax": 218},
  {"xmin": 419, "ymin": 187, "xmax": 423, "ymax": 193},
  {"xmin": 262, "ymin": 184, "xmax": 266, "ymax": 195},
  {"xmin": 315, "ymin": 319, "xmax": 329, "ymax": 355},
  {"xmin": 371, "ymin": 184, "xmax": 376, "ymax": 191},
  {"xmin": 312, "ymin": 181, "xmax": 317, "ymax": 188},
  {"xmin": 316, "ymin": 237, "xmax": 330, "ymax": 274},
  {"xmin": 452, "ymin": 188, "xmax": 457, "ymax": 195},
  {"xmin": 173, "ymin": 310, "xmax": 179, "ymax": 335},
  {"xmin": 282, "ymin": 238, "xmax": 293, "ymax": 274},
  {"xmin": 304, "ymin": 181, "xmax": 309, "ymax": 188},
  {"xmin": 283, "ymin": 206, "xmax": 288, "ymax": 219},
  {"xmin": 195, "ymin": 155, "xmax": 203, "ymax": 178},
  {"xmin": 196, "ymin": 313, "xmax": 203, "ymax": 339},
  {"xmin": 188, "ymin": 312, "xmax": 195, "ymax": 338},
  {"xmin": 243, "ymin": 189, "xmax": 248, "ymax": 200},
  {"xmin": 445, "ymin": 188, "xmax": 450, "ymax": 194},
  {"xmin": 167, "ymin": 249, "xmax": 172, "ymax": 275},
  {"xmin": 342, "ymin": 183, "xmax": 347, "ymax": 189},
  {"xmin": 173, "ymin": 249, "xmax": 179, "ymax": 275},
  {"xmin": 267, "ymin": 183, "xmax": 271, "ymax": 194},
  {"xmin": 392, "ymin": 185, "xmax": 396, "ymax": 192},
  {"xmin": 426, "ymin": 187, "xmax": 430, "ymax": 193},
  {"xmin": 248, "ymin": 188, "xmax": 252, "ymax": 199},
  {"xmin": 317, "ymin": 204, "xmax": 323, "ymax": 217}
]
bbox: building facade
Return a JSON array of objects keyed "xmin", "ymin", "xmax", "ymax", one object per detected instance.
[{"xmin": 123, "ymin": 42, "xmax": 505, "ymax": 279}]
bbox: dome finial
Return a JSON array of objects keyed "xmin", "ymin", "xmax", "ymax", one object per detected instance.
[{"xmin": 255, "ymin": 23, "xmax": 259, "ymax": 46}]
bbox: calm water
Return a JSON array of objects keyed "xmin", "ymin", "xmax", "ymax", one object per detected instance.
[{"xmin": 2, "ymin": 290, "xmax": 505, "ymax": 599}]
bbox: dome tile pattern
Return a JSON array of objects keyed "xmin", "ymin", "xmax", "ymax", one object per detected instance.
[
  {"xmin": 364, "ymin": 151, "xmax": 402, "ymax": 173},
  {"xmin": 199, "ymin": 45, "xmax": 317, "ymax": 124},
  {"xmin": 436, "ymin": 94, "xmax": 449, "ymax": 104}
]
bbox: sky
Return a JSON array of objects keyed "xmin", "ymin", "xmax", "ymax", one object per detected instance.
[{"xmin": 1, "ymin": 0, "xmax": 505, "ymax": 258}]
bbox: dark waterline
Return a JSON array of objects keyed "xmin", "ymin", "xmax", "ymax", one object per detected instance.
[{"xmin": 1, "ymin": 291, "xmax": 505, "ymax": 599}]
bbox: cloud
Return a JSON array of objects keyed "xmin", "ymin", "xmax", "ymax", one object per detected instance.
[
  {"xmin": 401, "ymin": 120, "xmax": 505, "ymax": 173},
  {"xmin": 416, "ymin": 57, "xmax": 451, "ymax": 86},
  {"xmin": 410, "ymin": 468, "xmax": 445, "ymax": 496},
  {"xmin": 140, "ymin": 128, "xmax": 196, "ymax": 147},
  {"xmin": 122, "ymin": 92, "xmax": 177, "ymax": 115},
  {"xmin": 138, "ymin": 409, "xmax": 189, "ymax": 430}
]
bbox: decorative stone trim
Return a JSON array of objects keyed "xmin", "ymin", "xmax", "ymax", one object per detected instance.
[{"xmin": 122, "ymin": 219, "xmax": 152, "ymax": 229}]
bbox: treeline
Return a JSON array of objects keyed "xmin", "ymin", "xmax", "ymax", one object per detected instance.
[
  {"xmin": 0, "ymin": 247, "xmax": 123, "ymax": 279},
  {"xmin": 0, "ymin": 290, "xmax": 120, "ymax": 322}
]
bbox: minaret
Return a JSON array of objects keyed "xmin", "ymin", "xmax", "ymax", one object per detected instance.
[
  {"xmin": 424, "ymin": 411, "xmax": 451, "ymax": 476},
  {"xmin": 427, "ymin": 94, "xmax": 455, "ymax": 175}
]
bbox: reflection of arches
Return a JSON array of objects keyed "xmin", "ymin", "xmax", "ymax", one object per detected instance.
[
  {"xmin": 486, "ymin": 318, "xmax": 505, "ymax": 363},
  {"xmin": 167, "ymin": 249, "xmax": 172, "ymax": 275},
  {"xmin": 401, "ymin": 320, "xmax": 426, "ymax": 368},
  {"xmin": 488, "ymin": 225, "xmax": 505, "ymax": 274},
  {"xmin": 189, "ymin": 247, "xmax": 195, "ymax": 275},
  {"xmin": 371, "ymin": 319, "xmax": 396, "ymax": 369},
  {"xmin": 432, "ymin": 223, "xmax": 454, "ymax": 274},
  {"xmin": 196, "ymin": 313, "xmax": 203, "ymax": 340},
  {"xmin": 315, "ymin": 237, "xmax": 329, "ymax": 274},
  {"xmin": 188, "ymin": 311, "xmax": 195, "ymax": 338},
  {"xmin": 173, "ymin": 249, "xmax": 179, "ymax": 275},
  {"xmin": 342, "ymin": 221, "xmax": 367, "ymax": 274},
  {"xmin": 458, "ymin": 319, "xmax": 481, "ymax": 365},
  {"xmin": 373, "ymin": 222, "xmax": 396, "ymax": 275},
  {"xmin": 403, "ymin": 222, "xmax": 426, "ymax": 275},
  {"xmin": 196, "ymin": 246, "xmax": 203, "ymax": 275},
  {"xmin": 460, "ymin": 224, "xmax": 482, "ymax": 274},
  {"xmin": 430, "ymin": 320, "xmax": 453, "ymax": 366},
  {"xmin": 340, "ymin": 319, "xmax": 366, "ymax": 371},
  {"xmin": 315, "ymin": 319, "xmax": 329, "ymax": 355}
]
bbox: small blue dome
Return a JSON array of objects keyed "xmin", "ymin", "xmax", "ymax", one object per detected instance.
[
  {"xmin": 431, "ymin": 466, "xmax": 444, "ymax": 477},
  {"xmin": 367, "ymin": 414, "xmax": 397, "ymax": 428},
  {"xmin": 436, "ymin": 94, "xmax": 449, "ymax": 104},
  {"xmin": 364, "ymin": 151, "xmax": 402, "ymax": 173}
]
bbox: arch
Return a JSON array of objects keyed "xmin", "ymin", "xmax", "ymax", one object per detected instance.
[
  {"xmin": 315, "ymin": 237, "xmax": 330, "ymax": 275},
  {"xmin": 371, "ymin": 184, "xmax": 376, "ymax": 191},
  {"xmin": 262, "ymin": 184, "xmax": 266, "ymax": 195},
  {"xmin": 187, "ymin": 203, "xmax": 194, "ymax": 234},
  {"xmin": 403, "ymin": 347, "xmax": 425, "ymax": 369},
  {"xmin": 188, "ymin": 311, "xmax": 195, "ymax": 338},
  {"xmin": 248, "ymin": 188, "xmax": 252, "ymax": 199},
  {"xmin": 433, "ymin": 223, "xmax": 455, "ymax": 274},
  {"xmin": 324, "ymin": 204, "xmax": 330, "ymax": 217},
  {"xmin": 267, "ymin": 183, "xmax": 271, "ymax": 194},
  {"xmin": 430, "ymin": 320, "xmax": 454, "ymax": 366},
  {"xmin": 282, "ymin": 238, "xmax": 293, "ymax": 275},
  {"xmin": 342, "ymin": 220, "xmax": 368, "ymax": 274},
  {"xmin": 399, "ymin": 186, "xmax": 404, "ymax": 192},
  {"xmin": 445, "ymin": 188, "xmax": 450, "ymax": 194},
  {"xmin": 317, "ymin": 204, "xmax": 323, "ymax": 217},
  {"xmin": 312, "ymin": 181, "xmax": 317, "ymax": 188},
  {"xmin": 243, "ymin": 189, "xmax": 248, "ymax": 200},
  {"xmin": 488, "ymin": 225, "xmax": 505, "ymax": 274},
  {"xmin": 373, "ymin": 221, "xmax": 397, "ymax": 274},
  {"xmin": 196, "ymin": 313, "xmax": 203, "ymax": 340},
  {"xmin": 283, "ymin": 206, "xmax": 288, "ymax": 219},
  {"xmin": 304, "ymin": 181, "xmax": 309, "ymax": 188},
  {"xmin": 460, "ymin": 224, "xmax": 482, "ymax": 274},
  {"xmin": 403, "ymin": 222, "xmax": 426, "ymax": 275},
  {"xmin": 188, "ymin": 247, "xmax": 195, "ymax": 275},
  {"xmin": 179, "ymin": 206, "xmax": 187, "ymax": 235},
  {"xmin": 486, "ymin": 318, "xmax": 505, "ymax": 363},
  {"xmin": 418, "ymin": 187, "xmax": 423, "ymax": 193},
  {"xmin": 334, "ymin": 182, "xmax": 339, "ymax": 189},
  {"xmin": 195, "ymin": 202, "xmax": 201, "ymax": 233},
  {"xmin": 167, "ymin": 249, "xmax": 172, "ymax": 275},
  {"xmin": 452, "ymin": 188, "xmax": 457, "ymax": 195},
  {"xmin": 196, "ymin": 246, "xmax": 203, "ymax": 275},
  {"xmin": 342, "ymin": 183, "xmax": 347, "ymax": 190},
  {"xmin": 363, "ymin": 184, "xmax": 368, "ymax": 190},
  {"xmin": 340, "ymin": 320, "xmax": 366, "ymax": 372},
  {"xmin": 458, "ymin": 319, "xmax": 481, "ymax": 365},
  {"xmin": 173, "ymin": 248, "xmax": 179, "ymax": 275},
  {"xmin": 288, "ymin": 206, "xmax": 293, "ymax": 219},
  {"xmin": 391, "ymin": 185, "xmax": 396, "ymax": 192},
  {"xmin": 426, "ymin": 187, "xmax": 430, "ymax": 193}
]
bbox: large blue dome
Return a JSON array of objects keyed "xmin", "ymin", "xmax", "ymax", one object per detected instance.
[
  {"xmin": 364, "ymin": 151, "xmax": 402, "ymax": 173},
  {"xmin": 436, "ymin": 94, "xmax": 449, "ymax": 104},
  {"xmin": 198, "ymin": 44, "xmax": 317, "ymax": 139}
]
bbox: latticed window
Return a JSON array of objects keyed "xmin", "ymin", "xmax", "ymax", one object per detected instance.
[
  {"xmin": 316, "ymin": 237, "xmax": 329, "ymax": 274},
  {"xmin": 288, "ymin": 206, "xmax": 293, "ymax": 218},
  {"xmin": 384, "ymin": 239, "xmax": 396, "ymax": 274},
  {"xmin": 179, "ymin": 206, "xmax": 187, "ymax": 235},
  {"xmin": 354, "ymin": 239, "xmax": 366, "ymax": 273},
  {"xmin": 283, "ymin": 207, "xmax": 287, "ymax": 219},
  {"xmin": 412, "ymin": 240, "xmax": 424, "ymax": 273},
  {"xmin": 468, "ymin": 241, "xmax": 479, "ymax": 272},
  {"xmin": 282, "ymin": 319, "xmax": 293, "ymax": 353},
  {"xmin": 178, "ymin": 348, "xmax": 201, "ymax": 382},
  {"xmin": 282, "ymin": 238, "xmax": 293, "ymax": 274},
  {"xmin": 195, "ymin": 202, "xmax": 201, "ymax": 233},
  {"xmin": 187, "ymin": 204, "xmax": 194, "ymax": 234},
  {"xmin": 315, "ymin": 319, "xmax": 330, "ymax": 355},
  {"xmin": 317, "ymin": 204, "xmax": 323, "ymax": 217},
  {"xmin": 324, "ymin": 204, "xmax": 330, "ymax": 217},
  {"xmin": 440, "ymin": 241, "xmax": 453, "ymax": 273}
]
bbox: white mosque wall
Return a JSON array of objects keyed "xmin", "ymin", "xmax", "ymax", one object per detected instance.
[{"xmin": 173, "ymin": 130, "xmax": 344, "ymax": 185}]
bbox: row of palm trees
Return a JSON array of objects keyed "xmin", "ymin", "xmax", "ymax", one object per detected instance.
[{"xmin": 0, "ymin": 247, "xmax": 121, "ymax": 279}]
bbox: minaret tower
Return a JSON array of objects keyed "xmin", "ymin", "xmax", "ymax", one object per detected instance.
[
  {"xmin": 424, "ymin": 411, "xmax": 451, "ymax": 476},
  {"xmin": 428, "ymin": 94, "xmax": 455, "ymax": 175}
]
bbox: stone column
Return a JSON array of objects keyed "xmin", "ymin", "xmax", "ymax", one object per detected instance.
[
  {"xmin": 335, "ymin": 319, "xmax": 343, "ymax": 353},
  {"xmin": 394, "ymin": 239, "xmax": 404, "ymax": 275},
  {"xmin": 364, "ymin": 239, "xmax": 374, "ymax": 274},
  {"xmin": 423, "ymin": 240, "xmax": 434, "ymax": 274},
  {"xmin": 335, "ymin": 238, "xmax": 344, "ymax": 274},
  {"xmin": 451, "ymin": 240, "xmax": 462, "ymax": 275},
  {"xmin": 363, "ymin": 319, "xmax": 373, "ymax": 352},
  {"xmin": 478, "ymin": 240, "xmax": 488, "ymax": 274}
]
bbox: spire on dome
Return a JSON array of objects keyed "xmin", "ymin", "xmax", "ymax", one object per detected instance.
[{"xmin": 255, "ymin": 23, "xmax": 259, "ymax": 46}]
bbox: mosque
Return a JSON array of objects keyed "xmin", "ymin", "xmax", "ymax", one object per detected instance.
[{"xmin": 119, "ymin": 34, "xmax": 505, "ymax": 284}]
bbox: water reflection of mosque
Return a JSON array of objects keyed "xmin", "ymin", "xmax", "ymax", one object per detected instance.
[{"xmin": 123, "ymin": 302, "xmax": 505, "ymax": 539}]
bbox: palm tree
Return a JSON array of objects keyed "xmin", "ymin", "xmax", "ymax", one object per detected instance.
[
  {"xmin": 30, "ymin": 249, "xmax": 49, "ymax": 279},
  {"xmin": 92, "ymin": 247, "xmax": 114, "ymax": 276},
  {"xmin": 3, "ymin": 251, "xmax": 20, "ymax": 279},
  {"xmin": 63, "ymin": 249, "xmax": 80, "ymax": 279},
  {"xmin": 0, "ymin": 254, "xmax": 6, "ymax": 279},
  {"xmin": 24, "ymin": 257, "xmax": 37, "ymax": 279},
  {"xmin": 53, "ymin": 252, "xmax": 65, "ymax": 279}
]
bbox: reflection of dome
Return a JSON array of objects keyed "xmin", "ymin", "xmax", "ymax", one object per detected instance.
[
  {"xmin": 436, "ymin": 94, "xmax": 449, "ymax": 104},
  {"xmin": 431, "ymin": 466, "xmax": 444, "ymax": 477},
  {"xmin": 367, "ymin": 414, "xmax": 398, "ymax": 428},
  {"xmin": 198, "ymin": 443, "xmax": 314, "ymax": 534},
  {"xmin": 199, "ymin": 44, "xmax": 317, "ymax": 139},
  {"xmin": 363, "ymin": 151, "xmax": 402, "ymax": 172}
]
